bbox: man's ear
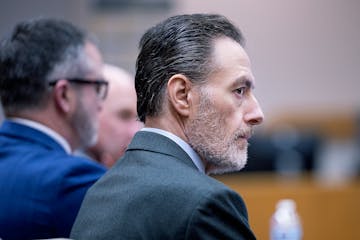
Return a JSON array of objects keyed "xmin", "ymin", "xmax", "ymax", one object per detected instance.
[
  {"xmin": 52, "ymin": 79, "xmax": 73, "ymax": 114},
  {"xmin": 167, "ymin": 74, "xmax": 193, "ymax": 117}
]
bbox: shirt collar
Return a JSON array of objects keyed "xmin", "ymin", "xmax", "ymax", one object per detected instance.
[
  {"xmin": 141, "ymin": 127, "xmax": 205, "ymax": 173},
  {"xmin": 9, "ymin": 118, "xmax": 72, "ymax": 154}
]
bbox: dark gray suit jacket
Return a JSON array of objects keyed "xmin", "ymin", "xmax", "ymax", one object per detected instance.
[{"xmin": 71, "ymin": 131, "xmax": 256, "ymax": 239}]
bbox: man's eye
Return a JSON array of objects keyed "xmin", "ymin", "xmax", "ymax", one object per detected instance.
[
  {"xmin": 118, "ymin": 111, "xmax": 138, "ymax": 122},
  {"xmin": 235, "ymin": 87, "xmax": 246, "ymax": 96}
]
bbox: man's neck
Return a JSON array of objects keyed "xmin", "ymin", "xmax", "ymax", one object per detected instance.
[{"xmin": 145, "ymin": 114, "xmax": 188, "ymax": 143}]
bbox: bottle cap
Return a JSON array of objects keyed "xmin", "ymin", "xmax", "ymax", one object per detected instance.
[{"xmin": 276, "ymin": 199, "xmax": 296, "ymax": 210}]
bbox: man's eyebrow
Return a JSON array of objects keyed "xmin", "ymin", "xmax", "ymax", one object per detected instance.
[{"xmin": 233, "ymin": 77, "xmax": 255, "ymax": 89}]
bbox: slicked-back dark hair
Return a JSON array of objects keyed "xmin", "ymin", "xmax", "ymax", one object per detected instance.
[
  {"xmin": 135, "ymin": 13, "xmax": 245, "ymax": 122},
  {"xmin": 0, "ymin": 18, "xmax": 95, "ymax": 116}
]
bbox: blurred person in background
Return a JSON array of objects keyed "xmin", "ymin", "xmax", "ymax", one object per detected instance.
[
  {"xmin": 82, "ymin": 63, "xmax": 142, "ymax": 168},
  {"xmin": 0, "ymin": 18, "xmax": 106, "ymax": 239},
  {"xmin": 71, "ymin": 13, "xmax": 263, "ymax": 239}
]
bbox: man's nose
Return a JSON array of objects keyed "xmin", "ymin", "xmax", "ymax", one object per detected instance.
[
  {"xmin": 97, "ymin": 99, "xmax": 104, "ymax": 112},
  {"xmin": 244, "ymin": 94, "xmax": 264, "ymax": 126}
]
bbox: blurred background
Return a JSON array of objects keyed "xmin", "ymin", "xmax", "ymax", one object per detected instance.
[{"xmin": 1, "ymin": 0, "xmax": 359, "ymax": 239}]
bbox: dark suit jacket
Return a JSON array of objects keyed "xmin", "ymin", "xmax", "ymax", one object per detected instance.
[
  {"xmin": 71, "ymin": 131, "xmax": 256, "ymax": 239},
  {"xmin": 0, "ymin": 120, "xmax": 106, "ymax": 240}
]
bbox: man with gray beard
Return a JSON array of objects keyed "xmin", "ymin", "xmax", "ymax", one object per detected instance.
[
  {"xmin": 72, "ymin": 13, "xmax": 264, "ymax": 240},
  {"xmin": 0, "ymin": 18, "xmax": 106, "ymax": 239}
]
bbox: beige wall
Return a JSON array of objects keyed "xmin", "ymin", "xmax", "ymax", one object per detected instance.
[{"xmin": 174, "ymin": 0, "xmax": 360, "ymax": 121}]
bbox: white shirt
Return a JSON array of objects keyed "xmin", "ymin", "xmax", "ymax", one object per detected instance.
[
  {"xmin": 141, "ymin": 127, "xmax": 205, "ymax": 173},
  {"xmin": 10, "ymin": 118, "xmax": 71, "ymax": 154}
]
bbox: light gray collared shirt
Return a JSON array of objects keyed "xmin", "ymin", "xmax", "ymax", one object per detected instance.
[{"xmin": 141, "ymin": 127, "xmax": 205, "ymax": 173}]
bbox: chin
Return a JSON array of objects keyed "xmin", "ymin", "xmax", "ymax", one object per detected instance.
[
  {"xmin": 208, "ymin": 163, "xmax": 246, "ymax": 175},
  {"xmin": 207, "ymin": 153, "xmax": 248, "ymax": 175}
]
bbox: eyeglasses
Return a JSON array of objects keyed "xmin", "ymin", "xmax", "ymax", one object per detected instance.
[{"xmin": 49, "ymin": 78, "xmax": 109, "ymax": 100}]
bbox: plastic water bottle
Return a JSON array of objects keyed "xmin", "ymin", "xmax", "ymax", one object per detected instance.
[{"xmin": 270, "ymin": 199, "xmax": 302, "ymax": 240}]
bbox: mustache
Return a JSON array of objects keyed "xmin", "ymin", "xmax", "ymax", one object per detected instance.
[{"xmin": 234, "ymin": 128, "xmax": 253, "ymax": 140}]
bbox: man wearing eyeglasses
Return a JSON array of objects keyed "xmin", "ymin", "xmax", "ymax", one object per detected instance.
[{"xmin": 0, "ymin": 18, "xmax": 106, "ymax": 239}]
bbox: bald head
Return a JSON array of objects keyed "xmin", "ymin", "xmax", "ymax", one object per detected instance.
[
  {"xmin": 103, "ymin": 64, "xmax": 133, "ymax": 91},
  {"xmin": 87, "ymin": 64, "xmax": 142, "ymax": 167}
]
